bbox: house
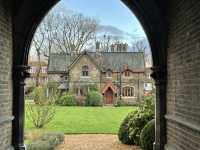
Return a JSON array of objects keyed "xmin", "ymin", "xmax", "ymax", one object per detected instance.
[
  {"xmin": 26, "ymin": 61, "xmax": 48, "ymax": 86},
  {"xmin": 48, "ymin": 50, "xmax": 152, "ymax": 105}
]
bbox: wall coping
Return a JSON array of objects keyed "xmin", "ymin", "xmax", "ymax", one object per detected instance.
[{"xmin": 0, "ymin": 116, "xmax": 14, "ymax": 125}]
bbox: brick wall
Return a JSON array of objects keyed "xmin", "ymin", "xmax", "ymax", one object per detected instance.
[
  {"xmin": 166, "ymin": 0, "xmax": 200, "ymax": 149},
  {"xmin": 0, "ymin": 1, "xmax": 13, "ymax": 150}
]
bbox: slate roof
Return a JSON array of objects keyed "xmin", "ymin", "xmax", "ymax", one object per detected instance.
[
  {"xmin": 48, "ymin": 53, "xmax": 71, "ymax": 74},
  {"xmin": 48, "ymin": 51, "xmax": 145, "ymax": 73},
  {"xmin": 88, "ymin": 52, "xmax": 145, "ymax": 72}
]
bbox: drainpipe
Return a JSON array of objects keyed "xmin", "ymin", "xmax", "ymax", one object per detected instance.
[
  {"xmin": 138, "ymin": 73, "xmax": 140, "ymax": 102},
  {"xmin": 119, "ymin": 68, "xmax": 122, "ymax": 100}
]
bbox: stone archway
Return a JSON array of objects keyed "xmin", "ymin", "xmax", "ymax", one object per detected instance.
[{"xmin": 12, "ymin": 0, "xmax": 167, "ymax": 149}]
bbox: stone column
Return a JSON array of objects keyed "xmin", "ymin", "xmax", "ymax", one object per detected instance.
[
  {"xmin": 151, "ymin": 66, "xmax": 167, "ymax": 150},
  {"xmin": 12, "ymin": 65, "xmax": 30, "ymax": 150}
]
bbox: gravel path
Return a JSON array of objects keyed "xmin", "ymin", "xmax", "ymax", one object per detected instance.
[{"xmin": 57, "ymin": 134, "xmax": 141, "ymax": 150}]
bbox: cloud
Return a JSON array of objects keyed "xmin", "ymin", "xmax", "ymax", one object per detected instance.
[{"xmin": 96, "ymin": 25, "xmax": 146, "ymax": 41}]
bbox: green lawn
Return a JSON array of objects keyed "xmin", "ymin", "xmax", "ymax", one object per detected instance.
[{"xmin": 25, "ymin": 106, "xmax": 136, "ymax": 134}]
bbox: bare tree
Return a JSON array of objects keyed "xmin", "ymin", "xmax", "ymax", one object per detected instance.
[
  {"xmin": 32, "ymin": 27, "xmax": 45, "ymax": 86},
  {"xmin": 31, "ymin": 12, "xmax": 59, "ymax": 86},
  {"xmin": 41, "ymin": 13, "xmax": 59, "ymax": 57},
  {"xmin": 132, "ymin": 40, "xmax": 146, "ymax": 52},
  {"xmin": 54, "ymin": 13, "xmax": 97, "ymax": 55}
]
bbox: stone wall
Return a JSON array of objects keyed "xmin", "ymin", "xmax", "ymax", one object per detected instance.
[
  {"xmin": 69, "ymin": 55, "xmax": 101, "ymax": 92},
  {"xmin": 0, "ymin": 1, "xmax": 13, "ymax": 150},
  {"xmin": 166, "ymin": 0, "xmax": 200, "ymax": 149}
]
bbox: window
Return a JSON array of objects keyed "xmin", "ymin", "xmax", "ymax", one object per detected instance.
[
  {"xmin": 124, "ymin": 70, "xmax": 130, "ymax": 77},
  {"xmin": 106, "ymin": 70, "xmax": 112, "ymax": 78},
  {"xmin": 82, "ymin": 65, "xmax": 89, "ymax": 76},
  {"xmin": 122, "ymin": 86, "xmax": 134, "ymax": 97},
  {"xmin": 41, "ymin": 67, "xmax": 47, "ymax": 73},
  {"xmin": 144, "ymin": 83, "xmax": 153, "ymax": 91}
]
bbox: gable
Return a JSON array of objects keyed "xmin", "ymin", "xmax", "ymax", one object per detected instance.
[{"xmin": 69, "ymin": 54, "xmax": 100, "ymax": 75}]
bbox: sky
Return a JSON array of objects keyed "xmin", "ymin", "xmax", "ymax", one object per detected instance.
[
  {"xmin": 53, "ymin": 0, "xmax": 148, "ymax": 43},
  {"xmin": 30, "ymin": 0, "xmax": 151, "ymax": 60}
]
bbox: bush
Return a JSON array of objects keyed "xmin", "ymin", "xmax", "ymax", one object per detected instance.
[
  {"xmin": 88, "ymin": 84, "xmax": 98, "ymax": 91},
  {"xmin": 140, "ymin": 119, "xmax": 155, "ymax": 150},
  {"xmin": 40, "ymin": 133, "xmax": 64, "ymax": 146},
  {"xmin": 30, "ymin": 86, "xmax": 47, "ymax": 104},
  {"xmin": 75, "ymin": 96, "xmax": 86, "ymax": 106},
  {"xmin": 118, "ymin": 95, "xmax": 155, "ymax": 146},
  {"xmin": 56, "ymin": 92, "xmax": 76, "ymax": 106},
  {"xmin": 27, "ymin": 132, "xmax": 64, "ymax": 150},
  {"xmin": 26, "ymin": 104, "xmax": 55, "ymax": 128},
  {"xmin": 115, "ymin": 100, "xmax": 137, "ymax": 107},
  {"xmin": 128, "ymin": 110, "xmax": 153, "ymax": 145},
  {"xmin": 85, "ymin": 91, "xmax": 103, "ymax": 106},
  {"xmin": 118, "ymin": 111, "xmax": 136, "ymax": 144},
  {"xmin": 27, "ymin": 140, "xmax": 53, "ymax": 150}
]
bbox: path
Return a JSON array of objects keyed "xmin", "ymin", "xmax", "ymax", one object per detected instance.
[{"xmin": 57, "ymin": 134, "xmax": 141, "ymax": 150}]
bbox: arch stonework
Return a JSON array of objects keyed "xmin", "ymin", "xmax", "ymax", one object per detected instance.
[{"xmin": 12, "ymin": 0, "xmax": 167, "ymax": 150}]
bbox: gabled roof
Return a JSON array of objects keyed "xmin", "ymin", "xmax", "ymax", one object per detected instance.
[
  {"xmin": 68, "ymin": 51, "xmax": 101, "ymax": 71},
  {"xmin": 48, "ymin": 51, "xmax": 145, "ymax": 73},
  {"xmin": 102, "ymin": 81, "xmax": 117, "ymax": 94},
  {"xmin": 48, "ymin": 53, "xmax": 71, "ymax": 74}
]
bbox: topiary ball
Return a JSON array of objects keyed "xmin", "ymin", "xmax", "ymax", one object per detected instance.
[
  {"xmin": 140, "ymin": 119, "xmax": 155, "ymax": 150},
  {"xmin": 118, "ymin": 111, "xmax": 136, "ymax": 145}
]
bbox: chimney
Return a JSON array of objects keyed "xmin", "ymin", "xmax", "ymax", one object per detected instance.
[
  {"xmin": 111, "ymin": 44, "xmax": 115, "ymax": 52},
  {"xmin": 96, "ymin": 41, "xmax": 100, "ymax": 51}
]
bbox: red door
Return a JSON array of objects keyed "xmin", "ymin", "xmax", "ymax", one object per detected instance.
[{"xmin": 104, "ymin": 88, "xmax": 114, "ymax": 104}]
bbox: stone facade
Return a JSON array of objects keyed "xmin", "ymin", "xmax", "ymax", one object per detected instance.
[
  {"xmin": 48, "ymin": 52, "xmax": 148, "ymax": 105},
  {"xmin": 0, "ymin": 1, "xmax": 13, "ymax": 149},
  {"xmin": 165, "ymin": 0, "xmax": 200, "ymax": 149}
]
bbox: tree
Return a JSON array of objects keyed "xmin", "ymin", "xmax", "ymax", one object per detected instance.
[
  {"xmin": 32, "ymin": 27, "xmax": 45, "ymax": 86},
  {"xmin": 31, "ymin": 12, "xmax": 58, "ymax": 86},
  {"xmin": 132, "ymin": 40, "xmax": 146, "ymax": 52},
  {"xmin": 54, "ymin": 13, "xmax": 98, "ymax": 55}
]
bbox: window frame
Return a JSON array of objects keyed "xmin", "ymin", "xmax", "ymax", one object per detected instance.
[
  {"xmin": 122, "ymin": 86, "xmax": 135, "ymax": 97},
  {"xmin": 82, "ymin": 65, "xmax": 89, "ymax": 77}
]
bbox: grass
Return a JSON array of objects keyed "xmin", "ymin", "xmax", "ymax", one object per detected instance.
[{"xmin": 25, "ymin": 106, "xmax": 136, "ymax": 134}]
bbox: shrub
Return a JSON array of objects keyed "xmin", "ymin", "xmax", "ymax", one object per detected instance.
[
  {"xmin": 115, "ymin": 100, "xmax": 137, "ymax": 107},
  {"xmin": 118, "ymin": 111, "xmax": 136, "ymax": 144},
  {"xmin": 27, "ymin": 132, "xmax": 65, "ymax": 150},
  {"xmin": 128, "ymin": 110, "xmax": 153, "ymax": 145},
  {"xmin": 30, "ymin": 86, "xmax": 47, "ymax": 104},
  {"xmin": 56, "ymin": 92, "xmax": 76, "ymax": 106},
  {"xmin": 75, "ymin": 96, "xmax": 86, "ymax": 106},
  {"xmin": 140, "ymin": 119, "xmax": 155, "ymax": 150},
  {"xmin": 40, "ymin": 133, "xmax": 64, "ymax": 146},
  {"xmin": 88, "ymin": 84, "xmax": 98, "ymax": 91},
  {"xmin": 26, "ymin": 104, "xmax": 55, "ymax": 128},
  {"xmin": 118, "ymin": 95, "xmax": 155, "ymax": 146},
  {"xmin": 26, "ymin": 86, "xmax": 56, "ymax": 128},
  {"xmin": 27, "ymin": 140, "xmax": 53, "ymax": 150},
  {"xmin": 85, "ymin": 91, "xmax": 103, "ymax": 106}
]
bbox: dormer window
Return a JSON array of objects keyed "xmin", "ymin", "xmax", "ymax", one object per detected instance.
[
  {"xmin": 124, "ymin": 70, "xmax": 130, "ymax": 77},
  {"xmin": 106, "ymin": 70, "xmax": 112, "ymax": 78},
  {"xmin": 82, "ymin": 65, "xmax": 89, "ymax": 76}
]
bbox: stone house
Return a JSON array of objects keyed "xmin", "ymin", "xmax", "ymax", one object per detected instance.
[{"xmin": 48, "ymin": 51, "xmax": 151, "ymax": 105}]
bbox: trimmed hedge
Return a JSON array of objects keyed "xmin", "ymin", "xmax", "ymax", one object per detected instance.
[
  {"xmin": 140, "ymin": 119, "xmax": 155, "ymax": 150},
  {"xmin": 85, "ymin": 91, "xmax": 103, "ymax": 106}
]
